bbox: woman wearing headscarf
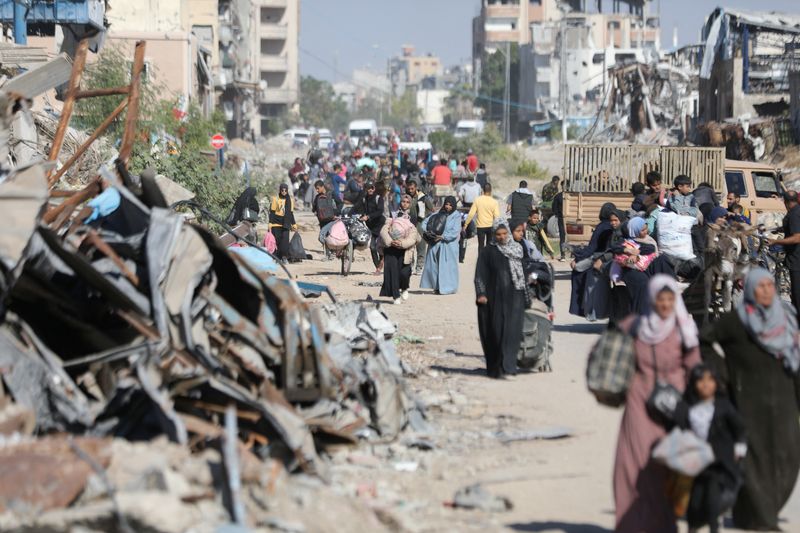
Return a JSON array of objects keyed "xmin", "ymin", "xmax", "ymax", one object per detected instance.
[
  {"xmin": 570, "ymin": 202, "xmax": 619, "ymax": 317},
  {"xmin": 421, "ymin": 196, "xmax": 462, "ymax": 295},
  {"xmin": 700, "ymin": 268, "xmax": 800, "ymax": 531},
  {"xmin": 475, "ymin": 218, "xmax": 528, "ymax": 378},
  {"xmin": 380, "ymin": 195, "xmax": 420, "ymax": 304},
  {"xmin": 611, "ymin": 216, "xmax": 675, "ymax": 314},
  {"xmin": 614, "ymin": 275, "xmax": 701, "ymax": 532},
  {"xmin": 268, "ymin": 183, "xmax": 296, "ymax": 262}
]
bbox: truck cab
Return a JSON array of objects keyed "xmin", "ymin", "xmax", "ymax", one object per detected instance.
[{"xmin": 723, "ymin": 159, "xmax": 785, "ymax": 228}]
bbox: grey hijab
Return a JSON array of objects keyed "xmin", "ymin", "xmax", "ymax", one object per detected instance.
[
  {"xmin": 737, "ymin": 268, "xmax": 800, "ymax": 373},
  {"xmin": 492, "ymin": 218, "xmax": 526, "ymax": 291}
]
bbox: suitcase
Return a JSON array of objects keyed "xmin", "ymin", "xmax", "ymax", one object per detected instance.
[{"xmin": 517, "ymin": 299, "xmax": 553, "ymax": 372}]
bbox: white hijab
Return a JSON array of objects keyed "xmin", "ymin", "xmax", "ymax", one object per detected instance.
[{"xmin": 637, "ymin": 275, "xmax": 699, "ymax": 348}]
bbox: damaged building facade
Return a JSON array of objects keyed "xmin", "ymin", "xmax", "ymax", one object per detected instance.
[{"xmin": 517, "ymin": 0, "xmax": 661, "ymax": 138}]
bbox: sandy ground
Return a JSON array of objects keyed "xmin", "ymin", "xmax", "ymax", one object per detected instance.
[{"xmin": 277, "ymin": 146, "xmax": 800, "ymax": 531}]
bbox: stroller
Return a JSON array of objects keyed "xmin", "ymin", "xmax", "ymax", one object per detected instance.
[{"xmin": 517, "ymin": 261, "xmax": 555, "ymax": 373}]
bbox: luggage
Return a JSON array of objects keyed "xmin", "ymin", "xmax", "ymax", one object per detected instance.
[
  {"xmin": 423, "ymin": 212, "xmax": 448, "ymax": 244},
  {"xmin": 586, "ymin": 325, "xmax": 636, "ymax": 407},
  {"xmin": 344, "ymin": 218, "xmax": 371, "ymax": 249},
  {"xmin": 657, "ymin": 211, "xmax": 696, "ymax": 260},
  {"xmin": 547, "ymin": 215, "xmax": 559, "ymax": 238},
  {"xmin": 287, "ymin": 233, "xmax": 308, "ymax": 262},
  {"xmin": 652, "ymin": 427, "xmax": 715, "ymax": 477},
  {"xmin": 324, "ymin": 220, "xmax": 350, "ymax": 250},
  {"xmin": 316, "ymin": 196, "xmax": 337, "ymax": 224},
  {"xmin": 517, "ymin": 299, "xmax": 553, "ymax": 372},
  {"xmin": 262, "ymin": 231, "xmax": 277, "ymax": 253},
  {"xmin": 388, "ymin": 217, "xmax": 415, "ymax": 240},
  {"xmin": 583, "ymin": 268, "xmax": 610, "ymax": 321}
]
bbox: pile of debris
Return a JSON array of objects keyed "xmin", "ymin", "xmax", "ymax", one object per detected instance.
[{"xmin": 0, "ymin": 40, "xmax": 426, "ymax": 532}]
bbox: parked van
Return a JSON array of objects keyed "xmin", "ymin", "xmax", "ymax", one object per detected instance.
[
  {"xmin": 454, "ymin": 119, "xmax": 485, "ymax": 138},
  {"xmin": 349, "ymin": 119, "xmax": 378, "ymax": 147},
  {"xmin": 560, "ymin": 145, "xmax": 786, "ymax": 242},
  {"xmin": 282, "ymin": 128, "xmax": 311, "ymax": 147}
]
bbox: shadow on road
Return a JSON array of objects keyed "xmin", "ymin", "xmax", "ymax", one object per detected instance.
[
  {"xmin": 552, "ymin": 323, "xmax": 606, "ymax": 335},
  {"xmin": 429, "ymin": 365, "xmax": 487, "ymax": 377},
  {"xmin": 508, "ymin": 522, "xmax": 612, "ymax": 533}
]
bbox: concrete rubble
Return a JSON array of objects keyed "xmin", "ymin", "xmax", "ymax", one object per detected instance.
[{"xmin": 0, "ymin": 42, "xmax": 427, "ymax": 533}]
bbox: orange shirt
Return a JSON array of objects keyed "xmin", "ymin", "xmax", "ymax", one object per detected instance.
[
  {"xmin": 466, "ymin": 154, "xmax": 479, "ymax": 172},
  {"xmin": 431, "ymin": 165, "xmax": 452, "ymax": 186}
]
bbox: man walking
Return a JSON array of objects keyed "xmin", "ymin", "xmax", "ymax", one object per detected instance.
[
  {"xmin": 552, "ymin": 182, "xmax": 567, "ymax": 261},
  {"xmin": 465, "ymin": 183, "xmax": 501, "ymax": 254},
  {"xmin": 540, "ymin": 175, "xmax": 560, "ymax": 217},
  {"xmin": 466, "ymin": 149, "xmax": 479, "ymax": 174},
  {"xmin": 458, "ymin": 175, "xmax": 482, "ymax": 208},
  {"xmin": 771, "ymin": 191, "xmax": 800, "ymax": 314},
  {"xmin": 407, "ymin": 179, "xmax": 434, "ymax": 275},
  {"xmin": 506, "ymin": 180, "xmax": 537, "ymax": 220}
]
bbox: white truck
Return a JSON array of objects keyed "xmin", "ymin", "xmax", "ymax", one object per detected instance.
[
  {"xmin": 454, "ymin": 119, "xmax": 485, "ymax": 138},
  {"xmin": 349, "ymin": 119, "xmax": 378, "ymax": 148}
]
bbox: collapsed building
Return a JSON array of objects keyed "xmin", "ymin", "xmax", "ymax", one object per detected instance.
[{"xmin": 0, "ymin": 40, "xmax": 428, "ymax": 532}]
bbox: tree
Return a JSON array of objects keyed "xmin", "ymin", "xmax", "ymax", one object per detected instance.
[
  {"xmin": 299, "ymin": 76, "xmax": 350, "ymax": 131},
  {"xmin": 443, "ymin": 85, "xmax": 475, "ymax": 129},
  {"xmin": 477, "ymin": 44, "xmax": 520, "ymax": 132},
  {"xmin": 357, "ymin": 91, "xmax": 421, "ymax": 130}
]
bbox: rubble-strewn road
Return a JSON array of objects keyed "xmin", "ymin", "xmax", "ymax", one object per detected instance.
[{"xmin": 291, "ymin": 211, "xmax": 800, "ymax": 532}]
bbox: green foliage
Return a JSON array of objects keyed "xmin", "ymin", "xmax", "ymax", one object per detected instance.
[
  {"xmin": 477, "ymin": 45, "xmax": 519, "ymax": 128},
  {"xmin": 356, "ymin": 90, "xmax": 421, "ymax": 130},
  {"xmin": 514, "ymin": 159, "xmax": 548, "ymax": 181},
  {"xmin": 74, "ymin": 45, "xmax": 161, "ymax": 137},
  {"xmin": 549, "ymin": 123, "xmax": 581, "ymax": 141},
  {"xmin": 427, "ymin": 126, "xmax": 503, "ymax": 158},
  {"xmin": 299, "ymin": 76, "xmax": 350, "ymax": 131}
]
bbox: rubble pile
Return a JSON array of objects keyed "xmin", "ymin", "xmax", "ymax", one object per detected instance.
[{"xmin": 0, "ymin": 42, "xmax": 425, "ymax": 532}]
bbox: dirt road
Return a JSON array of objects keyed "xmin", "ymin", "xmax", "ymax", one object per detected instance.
[{"xmin": 287, "ymin": 208, "xmax": 800, "ymax": 532}]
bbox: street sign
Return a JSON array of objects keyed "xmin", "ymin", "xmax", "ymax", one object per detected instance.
[{"xmin": 210, "ymin": 134, "xmax": 226, "ymax": 150}]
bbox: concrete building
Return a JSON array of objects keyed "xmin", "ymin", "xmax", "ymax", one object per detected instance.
[
  {"xmin": 103, "ymin": 1, "xmax": 216, "ymax": 118},
  {"xmin": 389, "ymin": 45, "xmax": 443, "ymax": 95},
  {"xmin": 517, "ymin": 1, "xmax": 660, "ymax": 125},
  {"xmin": 255, "ymin": 0, "xmax": 300, "ymax": 135},
  {"xmin": 698, "ymin": 8, "xmax": 800, "ymax": 123}
]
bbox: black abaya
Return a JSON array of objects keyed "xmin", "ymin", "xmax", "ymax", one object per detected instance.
[
  {"xmin": 380, "ymin": 246, "xmax": 410, "ymax": 299},
  {"xmin": 475, "ymin": 244, "xmax": 526, "ymax": 378},
  {"xmin": 272, "ymin": 227, "xmax": 289, "ymax": 260},
  {"xmin": 701, "ymin": 312, "xmax": 800, "ymax": 531},
  {"xmin": 569, "ymin": 220, "xmax": 614, "ymax": 316}
]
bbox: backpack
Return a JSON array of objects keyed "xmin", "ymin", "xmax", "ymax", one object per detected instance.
[
  {"xmin": 316, "ymin": 195, "xmax": 337, "ymax": 224},
  {"xmin": 586, "ymin": 324, "xmax": 636, "ymax": 407},
  {"xmin": 517, "ymin": 299, "xmax": 553, "ymax": 372}
]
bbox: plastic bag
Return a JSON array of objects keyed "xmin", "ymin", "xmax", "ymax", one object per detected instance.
[{"xmin": 657, "ymin": 211, "xmax": 696, "ymax": 260}]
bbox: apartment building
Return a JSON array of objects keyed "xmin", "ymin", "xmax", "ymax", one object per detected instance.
[
  {"xmin": 255, "ymin": 0, "xmax": 300, "ymax": 135},
  {"xmin": 388, "ymin": 45, "xmax": 443, "ymax": 95}
]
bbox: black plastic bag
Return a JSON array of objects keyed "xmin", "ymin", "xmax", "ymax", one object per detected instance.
[{"xmin": 288, "ymin": 233, "xmax": 307, "ymax": 263}]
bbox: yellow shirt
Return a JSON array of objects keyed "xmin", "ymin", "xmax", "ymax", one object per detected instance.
[{"xmin": 465, "ymin": 195, "xmax": 501, "ymax": 229}]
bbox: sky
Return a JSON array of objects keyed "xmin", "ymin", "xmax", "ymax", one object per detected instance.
[{"xmin": 299, "ymin": 0, "xmax": 799, "ymax": 82}]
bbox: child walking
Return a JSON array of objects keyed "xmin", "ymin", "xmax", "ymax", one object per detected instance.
[{"xmin": 682, "ymin": 364, "xmax": 747, "ymax": 533}]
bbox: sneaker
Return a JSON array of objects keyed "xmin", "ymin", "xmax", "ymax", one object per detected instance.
[
  {"xmin": 393, "ymin": 298, "xmax": 403, "ymax": 305},
  {"xmin": 401, "ymin": 290, "xmax": 409, "ymax": 301}
]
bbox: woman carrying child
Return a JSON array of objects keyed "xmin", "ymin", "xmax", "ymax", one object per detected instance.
[{"xmin": 380, "ymin": 195, "xmax": 420, "ymax": 304}]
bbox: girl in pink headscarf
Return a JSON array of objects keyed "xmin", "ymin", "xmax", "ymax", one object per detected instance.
[{"xmin": 613, "ymin": 275, "xmax": 701, "ymax": 532}]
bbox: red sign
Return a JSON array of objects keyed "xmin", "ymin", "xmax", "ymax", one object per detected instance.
[{"xmin": 210, "ymin": 134, "xmax": 226, "ymax": 150}]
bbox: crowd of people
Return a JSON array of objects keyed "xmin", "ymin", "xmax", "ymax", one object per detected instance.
[{"xmin": 269, "ymin": 143, "xmax": 800, "ymax": 531}]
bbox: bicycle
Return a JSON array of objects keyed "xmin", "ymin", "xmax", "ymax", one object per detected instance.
[{"xmin": 753, "ymin": 226, "xmax": 791, "ymax": 300}]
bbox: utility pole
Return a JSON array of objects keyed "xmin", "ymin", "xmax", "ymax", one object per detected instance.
[
  {"xmin": 559, "ymin": 19, "xmax": 568, "ymax": 143},
  {"xmin": 503, "ymin": 41, "xmax": 511, "ymax": 143}
]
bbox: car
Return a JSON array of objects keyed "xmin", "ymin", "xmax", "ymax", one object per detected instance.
[
  {"xmin": 317, "ymin": 128, "xmax": 334, "ymax": 150},
  {"xmin": 282, "ymin": 128, "xmax": 311, "ymax": 147}
]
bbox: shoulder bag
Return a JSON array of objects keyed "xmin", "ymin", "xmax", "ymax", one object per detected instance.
[{"xmin": 645, "ymin": 345, "xmax": 686, "ymax": 427}]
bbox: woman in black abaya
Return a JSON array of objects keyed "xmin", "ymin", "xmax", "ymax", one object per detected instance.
[
  {"xmin": 569, "ymin": 202, "xmax": 617, "ymax": 317},
  {"xmin": 700, "ymin": 268, "xmax": 800, "ymax": 531},
  {"xmin": 475, "ymin": 218, "xmax": 529, "ymax": 378}
]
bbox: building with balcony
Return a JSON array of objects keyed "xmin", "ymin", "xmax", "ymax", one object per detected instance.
[{"xmin": 255, "ymin": 0, "xmax": 299, "ymax": 135}]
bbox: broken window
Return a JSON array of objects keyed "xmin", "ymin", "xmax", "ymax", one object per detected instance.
[{"xmin": 753, "ymin": 171, "xmax": 781, "ymax": 198}]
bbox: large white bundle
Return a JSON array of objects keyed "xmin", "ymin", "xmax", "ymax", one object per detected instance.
[{"xmin": 656, "ymin": 210, "xmax": 696, "ymax": 260}]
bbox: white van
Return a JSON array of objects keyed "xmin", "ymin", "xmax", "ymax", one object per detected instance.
[
  {"xmin": 349, "ymin": 119, "xmax": 378, "ymax": 147},
  {"xmin": 454, "ymin": 119, "xmax": 485, "ymax": 138},
  {"xmin": 282, "ymin": 128, "xmax": 311, "ymax": 147}
]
